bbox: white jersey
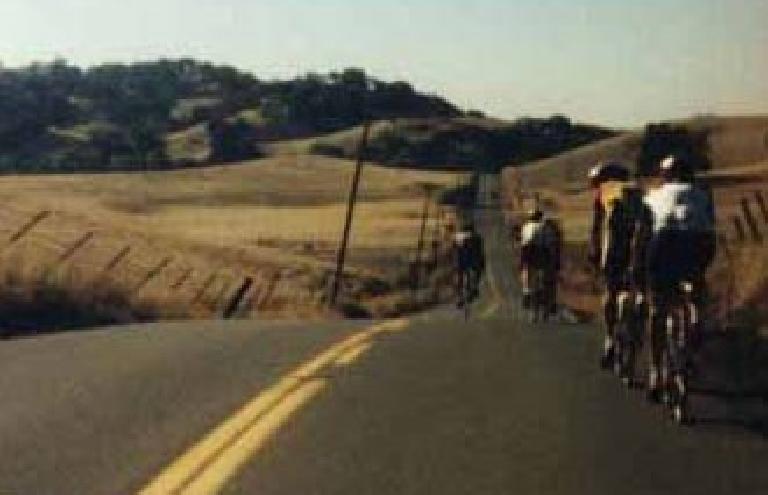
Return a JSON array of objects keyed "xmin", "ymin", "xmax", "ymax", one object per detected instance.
[
  {"xmin": 643, "ymin": 182, "xmax": 715, "ymax": 233},
  {"xmin": 454, "ymin": 230, "xmax": 472, "ymax": 246},
  {"xmin": 520, "ymin": 220, "xmax": 547, "ymax": 247}
]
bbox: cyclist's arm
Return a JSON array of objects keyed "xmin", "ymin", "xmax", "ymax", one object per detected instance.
[
  {"xmin": 630, "ymin": 202, "xmax": 653, "ymax": 289},
  {"xmin": 553, "ymin": 222, "xmax": 563, "ymax": 272}
]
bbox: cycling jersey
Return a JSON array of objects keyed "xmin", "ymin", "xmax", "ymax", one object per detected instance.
[
  {"xmin": 644, "ymin": 181, "xmax": 716, "ymax": 294},
  {"xmin": 454, "ymin": 230, "xmax": 484, "ymax": 271},
  {"xmin": 643, "ymin": 182, "xmax": 715, "ymax": 233},
  {"xmin": 596, "ymin": 180, "xmax": 644, "ymax": 273},
  {"xmin": 520, "ymin": 219, "xmax": 559, "ymax": 270},
  {"xmin": 520, "ymin": 220, "xmax": 546, "ymax": 247}
]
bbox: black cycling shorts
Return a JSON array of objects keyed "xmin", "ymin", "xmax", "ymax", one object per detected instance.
[
  {"xmin": 647, "ymin": 230, "xmax": 715, "ymax": 295},
  {"xmin": 520, "ymin": 245, "xmax": 549, "ymax": 269}
]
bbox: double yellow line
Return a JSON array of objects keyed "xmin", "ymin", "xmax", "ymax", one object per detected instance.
[
  {"xmin": 480, "ymin": 258, "xmax": 503, "ymax": 319},
  {"xmin": 139, "ymin": 318, "xmax": 409, "ymax": 495}
]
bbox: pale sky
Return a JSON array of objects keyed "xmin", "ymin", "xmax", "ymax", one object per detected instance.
[{"xmin": 1, "ymin": 0, "xmax": 766, "ymax": 127}]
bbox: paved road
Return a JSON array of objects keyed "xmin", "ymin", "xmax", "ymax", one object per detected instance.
[{"xmin": 1, "ymin": 175, "xmax": 766, "ymax": 494}]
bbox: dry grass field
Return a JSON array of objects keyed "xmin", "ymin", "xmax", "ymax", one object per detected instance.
[
  {"xmin": 0, "ymin": 153, "xmax": 464, "ymax": 333},
  {"xmin": 501, "ymin": 116, "xmax": 768, "ymax": 327}
]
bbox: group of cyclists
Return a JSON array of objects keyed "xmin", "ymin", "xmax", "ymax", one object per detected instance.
[
  {"xmin": 452, "ymin": 152, "xmax": 716, "ymax": 422},
  {"xmin": 587, "ymin": 153, "xmax": 715, "ymax": 421}
]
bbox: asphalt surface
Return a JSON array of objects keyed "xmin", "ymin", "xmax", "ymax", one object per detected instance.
[{"xmin": 1, "ymin": 174, "xmax": 767, "ymax": 494}]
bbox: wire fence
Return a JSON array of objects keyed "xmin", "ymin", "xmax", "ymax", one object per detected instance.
[{"xmin": 0, "ymin": 206, "xmax": 275, "ymax": 320}]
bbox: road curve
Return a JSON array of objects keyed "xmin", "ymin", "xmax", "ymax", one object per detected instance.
[{"xmin": 0, "ymin": 174, "xmax": 766, "ymax": 494}]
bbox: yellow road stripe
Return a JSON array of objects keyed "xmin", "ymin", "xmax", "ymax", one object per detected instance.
[
  {"xmin": 335, "ymin": 342, "xmax": 374, "ymax": 366},
  {"xmin": 481, "ymin": 302, "xmax": 500, "ymax": 320},
  {"xmin": 138, "ymin": 374, "xmax": 304, "ymax": 495},
  {"xmin": 183, "ymin": 379, "xmax": 327, "ymax": 495},
  {"xmin": 485, "ymin": 259, "xmax": 503, "ymax": 304},
  {"xmin": 138, "ymin": 319, "xmax": 409, "ymax": 495},
  {"xmin": 370, "ymin": 318, "xmax": 409, "ymax": 333}
]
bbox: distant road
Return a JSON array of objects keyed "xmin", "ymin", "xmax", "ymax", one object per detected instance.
[{"xmin": 1, "ymin": 175, "xmax": 766, "ymax": 494}]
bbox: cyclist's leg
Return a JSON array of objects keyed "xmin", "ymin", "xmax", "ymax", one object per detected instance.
[
  {"xmin": 600, "ymin": 273, "xmax": 620, "ymax": 368},
  {"xmin": 520, "ymin": 267, "xmax": 532, "ymax": 308},
  {"xmin": 520, "ymin": 244, "xmax": 536, "ymax": 305},
  {"xmin": 470, "ymin": 266, "xmax": 481, "ymax": 299},
  {"xmin": 631, "ymin": 290, "xmax": 648, "ymax": 348},
  {"xmin": 613, "ymin": 288, "xmax": 636, "ymax": 380},
  {"xmin": 645, "ymin": 232, "xmax": 670, "ymax": 398},
  {"xmin": 646, "ymin": 288, "xmax": 669, "ymax": 400},
  {"xmin": 456, "ymin": 267, "xmax": 466, "ymax": 307}
]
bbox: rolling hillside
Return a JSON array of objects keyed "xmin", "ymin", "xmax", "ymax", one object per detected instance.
[
  {"xmin": 504, "ymin": 116, "xmax": 768, "ymax": 191},
  {"xmin": 272, "ymin": 115, "xmax": 612, "ymax": 171},
  {"xmin": 0, "ymin": 154, "xmax": 464, "ymax": 334}
]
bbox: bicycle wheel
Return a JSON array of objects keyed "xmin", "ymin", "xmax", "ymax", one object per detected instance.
[
  {"xmin": 529, "ymin": 269, "xmax": 546, "ymax": 323},
  {"xmin": 660, "ymin": 314, "xmax": 675, "ymax": 407},
  {"xmin": 672, "ymin": 302, "xmax": 694, "ymax": 424}
]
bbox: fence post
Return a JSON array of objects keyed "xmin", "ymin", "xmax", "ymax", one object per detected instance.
[
  {"xmin": 754, "ymin": 190, "xmax": 768, "ymax": 225},
  {"xmin": 740, "ymin": 197, "xmax": 763, "ymax": 242},
  {"xmin": 191, "ymin": 272, "xmax": 218, "ymax": 304},
  {"xmin": 57, "ymin": 231, "xmax": 95, "ymax": 263},
  {"xmin": 717, "ymin": 232, "xmax": 735, "ymax": 320},
  {"xmin": 429, "ymin": 205, "xmax": 443, "ymax": 271},
  {"xmin": 133, "ymin": 257, "xmax": 173, "ymax": 295},
  {"xmin": 211, "ymin": 277, "xmax": 233, "ymax": 308},
  {"xmin": 102, "ymin": 245, "xmax": 132, "ymax": 274},
  {"xmin": 223, "ymin": 277, "xmax": 254, "ymax": 319},
  {"xmin": 256, "ymin": 271, "xmax": 282, "ymax": 310},
  {"xmin": 6, "ymin": 210, "xmax": 51, "ymax": 247},
  {"xmin": 38, "ymin": 230, "xmax": 96, "ymax": 284},
  {"xmin": 171, "ymin": 268, "xmax": 193, "ymax": 289},
  {"xmin": 732, "ymin": 215, "xmax": 747, "ymax": 242}
]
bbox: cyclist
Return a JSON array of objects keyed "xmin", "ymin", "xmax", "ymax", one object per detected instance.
[
  {"xmin": 519, "ymin": 208, "xmax": 558, "ymax": 309},
  {"xmin": 587, "ymin": 161, "xmax": 644, "ymax": 369},
  {"xmin": 642, "ymin": 154, "xmax": 716, "ymax": 402},
  {"xmin": 542, "ymin": 216, "xmax": 563, "ymax": 316},
  {"xmin": 454, "ymin": 221, "xmax": 485, "ymax": 307}
]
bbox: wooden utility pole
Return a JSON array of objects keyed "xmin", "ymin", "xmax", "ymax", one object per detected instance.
[
  {"xmin": 413, "ymin": 183, "xmax": 437, "ymax": 290},
  {"xmin": 329, "ymin": 121, "xmax": 372, "ymax": 306}
]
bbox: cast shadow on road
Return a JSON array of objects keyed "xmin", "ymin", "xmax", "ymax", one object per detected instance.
[{"xmin": 689, "ymin": 328, "xmax": 768, "ymax": 438}]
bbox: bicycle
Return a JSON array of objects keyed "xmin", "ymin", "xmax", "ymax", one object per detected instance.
[
  {"xmin": 527, "ymin": 266, "xmax": 550, "ymax": 323},
  {"xmin": 657, "ymin": 280, "xmax": 698, "ymax": 425},
  {"xmin": 456, "ymin": 268, "xmax": 480, "ymax": 320}
]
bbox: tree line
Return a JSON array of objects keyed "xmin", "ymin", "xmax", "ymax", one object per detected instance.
[
  {"xmin": 314, "ymin": 116, "xmax": 614, "ymax": 171},
  {"xmin": 0, "ymin": 60, "xmax": 461, "ymax": 172}
]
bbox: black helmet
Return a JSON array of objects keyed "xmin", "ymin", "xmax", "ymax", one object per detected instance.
[
  {"xmin": 588, "ymin": 161, "xmax": 630, "ymax": 186},
  {"xmin": 526, "ymin": 208, "xmax": 544, "ymax": 222},
  {"xmin": 659, "ymin": 154, "xmax": 694, "ymax": 181}
]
